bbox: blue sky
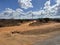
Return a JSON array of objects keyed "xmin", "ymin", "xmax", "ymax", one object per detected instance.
[
  {"xmin": 0, "ymin": 0, "xmax": 55, "ymax": 12},
  {"xmin": 0, "ymin": 0, "xmax": 19, "ymax": 11},
  {"xmin": 0, "ymin": 0, "xmax": 60, "ymax": 19}
]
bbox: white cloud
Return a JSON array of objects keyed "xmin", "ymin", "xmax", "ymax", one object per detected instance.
[
  {"xmin": 56, "ymin": 0, "xmax": 60, "ymax": 4},
  {"xmin": 16, "ymin": 8, "xmax": 24, "ymax": 12},
  {"xmin": 0, "ymin": 8, "xmax": 15, "ymax": 19},
  {"xmin": 53, "ymin": 0, "xmax": 60, "ymax": 16},
  {"xmin": 0, "ymin": 0, "xmax": 60, "ymax": 19},
  {"xmin": 32, "ymin": 0, "xmax": 60, "ymax": 18},
  {"xmin": 3, "ymin": 8, "xmax": 15, "ymax": 14},
  {"xmin": 0, "ymin": 8, "xmax": 25, "ymax": 19},
  {"xmin": 44, "ymin": 0, "xmax": 50, "ymax": 9},
  {"xmin": 42, "ymin": 0, "xmax": 60, "ymax": 18},
  {"xmin": 12, "ymin": 8, "xmax": 24, "ymax": 19},
  {"xmin": 18, "ymin": 0, "xmax": 33, "ymax": 9}
]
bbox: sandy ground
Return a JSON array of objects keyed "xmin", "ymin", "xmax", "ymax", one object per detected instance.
[
  {"xmin": 34, "ymin": 31, "xmax": 60, "ymax": 45},
  {"xmin": 0, "ymin": 21, "xmax": 60, "ymax": 32},
  {"xmin": 0, "ymin": 31, "xmax": 60, "ymax": 45},
  {"xmin": 0, "ymin": 21, "xmax": 60, "ymax": 45}
]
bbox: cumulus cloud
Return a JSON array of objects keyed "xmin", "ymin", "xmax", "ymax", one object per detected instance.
[
  {"xmin": 56, "ymin": 0, "xmax": 60, "ymax": 4},
  {"xmin": 0, "ymin": 8, "xmax": 15, "ymax": 19},
  {"xmin": 41, "ymin": 0, "xmax": 60, "ymax": 18},
  {"xmin": 18, "ymin": 0, "xmax": 33, "ymax": 9},
  {"xmin": 32, "ymin": 0, "xmax": 60, "ymax": 18},
  {"xmin": 0, "ymin": 8, "xmax": 25, "ymax": 19},
  {"xmin": 0, "ymin": 0, "xmax": 60, "ymax": 19},
  {"xmin": 51, "ymin": 0, "xmax": 60, "ymax": 18},
  {"xmin": 0, "ymin": 8, "xmax": 35, "ymax": 19}
]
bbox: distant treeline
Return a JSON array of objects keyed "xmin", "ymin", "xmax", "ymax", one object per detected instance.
[
  {"xmin": 0, "ymin": 18, "xmax": 60, "ymax": 27},
  {"xmin": 0, "ymin": 18, "xmax": 60, "ymax": 23},
  {"xmin": 37, "ymin": 18, "xmax": 60, "ymax": 23}
]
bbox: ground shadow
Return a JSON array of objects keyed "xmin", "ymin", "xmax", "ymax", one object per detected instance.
[
  {"xmin": 0, "ymin": 19, "xmax": 23, "ymax": 27},
  {"xmin": 11, "ymin": 27, "xmax": 60, "ymax": 35}
]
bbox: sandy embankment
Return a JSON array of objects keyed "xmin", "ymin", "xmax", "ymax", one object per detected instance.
[{"xmin": 0, "ymin": 22, "xmax": 60, "ymax": 45}]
